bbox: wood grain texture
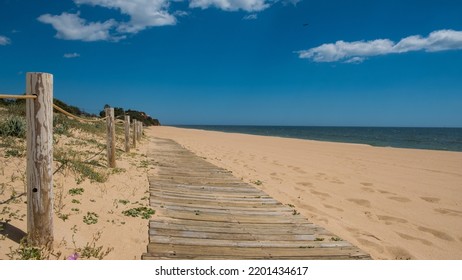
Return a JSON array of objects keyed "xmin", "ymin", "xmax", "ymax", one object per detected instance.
[
  {"xmin": 132, "ymin": 119, "xmax": 137, "ymax": 148},
  {"xmin": 124, "ymin": 115, "xmax": 130, "ymax": 153},
  {"xmin": 105, "ymin": 107, "xmax": 116, "ymax": 168},
  {"xmin": 26, "ymin": 72, "xmax": 54, "ymax": 247},
  {"xmin": 142, "ymin": 138, "xmax": 371, "ymax": 260}
]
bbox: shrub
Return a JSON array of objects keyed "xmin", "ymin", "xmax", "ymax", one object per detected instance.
[{"xmin": 0, "ymin": 116, "xmax": 26, "ymax": 138}]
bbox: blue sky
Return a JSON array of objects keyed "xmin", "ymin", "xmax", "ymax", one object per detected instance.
[{"xmin": 1, "ymin": 0, "xmax": 462, "ymax": 127}]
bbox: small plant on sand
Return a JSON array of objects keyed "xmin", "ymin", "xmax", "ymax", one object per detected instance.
[
  {"xmin": 7, "ymin": 238, "xmax": 62, "ymax": 260},
  {"xmin": 315, "ymin": 237, "xmax": 325, "ymax": 242},
  {"xmin": 287, "ymin": 204, "xmax": 295, "ymax": 208},
  {"xmin": 122, "ymin": 207, "xmax": 155, "ymax": 219},
  {"xmin": 71, "ymin": 199, "xmax": 81, "ymax": 204},
  {"xmin": 118, "ymin": 199, "xmax": 130, "ymax": 205},
  {"xmin": 292, "ymin": 209, "xmax": 300, "ymax": 215},
  {"xmin": 331, "ymin": 236, "xmax": 342, "ymax": 241},
  {"xmin": 69, "ymin": 188, "xmax": 84, "ymax": 196},
  {"xmin": 83, "ymin": 212, "xmax": 99, "ymax": 225},
  {"xmin": 72, "ymin": 231, "xmax": 113, "ymax": 260},
  {"xmin": 251, "ymin": 180, "xmax": 263, "ymax": 186},
  {"xmin": 0, "ymin": 116, "xmax": 26, "ymax": 138},
  {"xmin": 139, "ymin": 160, "xmax": 150, "ymax": 168},
  {"xmin": 5, "ymin": 149, "xmax": 23, "ymax": 157},
  {"xmin": 58, "ymin": 213, "xmax": 70, "ymax": 221}
]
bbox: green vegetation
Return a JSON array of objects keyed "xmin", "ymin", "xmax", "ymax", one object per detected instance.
[
  {"xmin": 83, "ymin": 212, "xmax": 99, "ymax": 225},
  {"xmin": 69, "ymin": 188, "xmax": 84, "ymax": 196},
  {"xmin": 118, "ymin": 199, "xmax": 130, "ymax": 205},
  {"xmin": 252, "ymin": 180, "xmax": 263, "ymax": 186},
  {"xmin": 122, "ymin": 207, "xmax": 155, "ymax": 219},
  {"xmin": 99, "ymin": 104, "xmax": 160, "ymax": 126},
  {"xmin": 0, "ymin": 116, "xmax": 26, "ymax": 138}
]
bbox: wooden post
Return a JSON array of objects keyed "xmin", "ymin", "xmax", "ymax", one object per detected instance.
[
  {"xmin": 132, "ymin": 119, "xmax": 137, "ymax": 148},
  {"xmin": 26, "ymin": 72, "xmax": 54, "ymax": 247},
  {"xmin": 137, "ymin": 121, "xmax": 141, "ymax": 142},
  {"xmin": 105, "ymin": 107, "xmax": 116, "ymax": 168},
  {"xmin": 124, "ymin": 115, "xmax": 130, "ymax": 153}
]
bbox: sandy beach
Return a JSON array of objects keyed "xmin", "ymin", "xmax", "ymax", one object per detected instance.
[{"xmin": 146, "ymin": 126, "xmax": 462, "ymax": 260}]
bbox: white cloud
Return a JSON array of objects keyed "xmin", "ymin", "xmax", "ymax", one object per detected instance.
[
  {"xmin": 38, "ymin": 12, "xmax": 122, "ymax": 42},
  {"xmin": 0, "ymin": 35, "xmax": 11, "ymax": 45},
  {"xmin": 298, "ymin": 29, "xmax": 462, "ymax": 63},
  {"xmin": 74, "ymin": 0, "xmax": 176, "ymax": 33},
  {"xmin": 243, "ymin": 14, "xmax": 258, "ymax": 20},
  {"xmin": 189, "ymin": 0, "xmax": 270, "ymax": 12},
  {"xmin": 174, "ymin": 10, "xmax": 189, "ymax": 17},
  {"xmin": 64, "ymin": 52, "xmax": 81, "ymax": 58}
]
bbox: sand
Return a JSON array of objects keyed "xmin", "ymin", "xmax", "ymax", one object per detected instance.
[
  {"xmin": 1, "ymin": 128, "xmax": 152, "ymax": 260},
  {"xmin": 145, "ymin": 126, "xmax": 462, "ymax": 260},
  {"xmin": 2, "ymin": 124, "xmax": 461, "ymax": 260}
]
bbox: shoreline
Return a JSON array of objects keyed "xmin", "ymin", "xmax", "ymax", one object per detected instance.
[
  {"xmin": 169, "ymin": 125, "xmax": 462, "ymax": 154},
  {"xmin": 146, "ymin": 126, "xmax": 462, "ymax": 260}
]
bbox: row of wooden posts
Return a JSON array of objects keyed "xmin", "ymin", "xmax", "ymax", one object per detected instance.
[
  {"xmin": 105, "ymin": 107, "xmax": 144, "ymax": 168},
  {"xmin": 24, "ymin": 72, "xmax": 143, "ymax": 247}
]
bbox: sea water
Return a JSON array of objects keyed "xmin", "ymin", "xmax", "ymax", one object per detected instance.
[{"xmin": 174, "ymin": 125, "xmax": 462, "ymax": 152}]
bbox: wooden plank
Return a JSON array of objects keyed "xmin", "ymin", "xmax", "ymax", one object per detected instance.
[
  {"xmin": 149, "ymin": 229, "xmax": 321, "ymax": 241},
  {"xmin": 143, "ymin": 243, "xmax": 370, "ymax": 260}
]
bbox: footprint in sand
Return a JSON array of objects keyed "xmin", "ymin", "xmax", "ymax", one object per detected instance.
[
  {"xmin": 420, "ymin": 197, "xmax": 440, "ymax": 203},
  {"xmin": 347, "ymin": 198, "xmax": 371, "ymax": 208},
  {"xmin": 377, "ymin": 215, "xmax": 408, "ymax": 225},
  {"xmin": 395, "ymin": 232, "xmax": 433, "ymax": 246},
  {"xmin": 434, "ymin": 208, "xmax": 462, "ymax": 217},
  {"xmin": 378, "ymin": 189, "xmax": 395, "ymax": 195},
  {"xmin": 361, "ymin": 187, "xmax": 375, "ymax": 193},
  {"xmin": 388, "ymin": 196, "xmax": 411, "ymax": 203},
  {"xmin": 323, "ymin": 204, "xmax": 344, "ymax": 212},
  {"xmin": 272, "ymin": 161, "xmax": 282, "ymax": 166},
  {"xmin": 417, "ymin": 226, "xmax": 454, "ymax": 241},
  {"xmin": 356, "ymin": 238, "xmax": 384, "ymax": 253},
  {"xmin": 310, "ymin": 189, "xmax": 331, "ymax": 198},
  {"xmin": 270, "ymin": 172, "xmax": 277, "ymax": 176},
  {"xmin": 330, "ymin": 177, "xmax": 345, "ymax": 185},
  {"xmin": 290, "ymin": 166, "xmax": 307, "ymax": 174},
  {"xmin": 361, "ymin": 182, "xmax": 374, "ymax": 187},
  {"xmin": 297, "ymin": 182, "xmax": 313, "ymax": 187},
  {"xmin": 386, "ymin": 246, "xmax": 414, "ymax": 260}
]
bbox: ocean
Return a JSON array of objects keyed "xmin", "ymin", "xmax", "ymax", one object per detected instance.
[{"xmin": 173, "ymin": 125, "xmax": 462, "ymax": 152}]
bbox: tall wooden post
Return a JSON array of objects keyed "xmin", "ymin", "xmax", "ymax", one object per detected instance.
[
  {"xmin": 132, "ymin": 119, "xmax": 137, "ymax": 148},
  {"xmin": 105, "ymin": 107, "xmax": 116, "ymax": 168},
  {"xmin": 138, "ymin": 122, "xmax": 142, "ymax": 142},
  {"xmin": 26, "ymin": 72, "xmax": 54, "ymax": 247},
  {"xmin": 124, "ymin": 115, "xmax": 130, "ymax": 153}
]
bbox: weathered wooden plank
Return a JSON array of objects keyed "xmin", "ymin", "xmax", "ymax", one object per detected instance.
[
  {"xmin": 143, "ymin": 243, "xmax": 370, "ymax": 260},
  {"xmin": 149, "ymin": 228, "xmax": 321, "ymax": 241},
  {"xmin": 151, "ymin": 203, "xmax": 293, "ymax": 213}
]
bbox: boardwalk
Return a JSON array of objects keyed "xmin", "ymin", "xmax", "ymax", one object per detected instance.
[{"xmin": 142, "ymin": 138, "xmax": 371, "ymax": 260}]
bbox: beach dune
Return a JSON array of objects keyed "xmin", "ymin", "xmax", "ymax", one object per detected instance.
[{"xmin": 146, "ymin": 126, "xmax": 462, "ymax": 260}]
